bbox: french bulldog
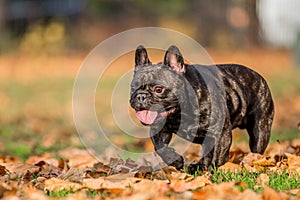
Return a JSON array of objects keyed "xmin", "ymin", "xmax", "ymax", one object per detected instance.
[{"xmin": 130, "ymin": 45, "xmax": 274, "ymax": 173}]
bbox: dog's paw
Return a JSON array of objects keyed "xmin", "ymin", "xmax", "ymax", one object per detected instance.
[{"xmin": 169, "ymin": 155, "xmax": 184, "ymax": 170}]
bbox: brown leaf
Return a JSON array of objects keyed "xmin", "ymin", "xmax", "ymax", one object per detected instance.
[
  {"xmin": 22, "ymin": 186, "xmax": 49, "ymax": 200},
  {"xmin": 0, "ymin": 185, "xmax": 5, "ymax": 199},
  {"xmin": 44, "ymin": 177, "xmax": 82, "ymax": 193},
  {"xmin": 286, "ymin": 153, "xmax": 300, "ymax": 169},
  {"xmin": 58, "ymin": 167, "xmax": 89, "ymax": 183},
  {"xmin": 0, "ymin": 155, "xmax": 20, "ymax": 164},
  {"xmin": 129, "ymin": 179, "xmax": 170, "ymax": 199},
  {"xmin": 170, "ymin": 175, "xmax": 212, "ymax": 192},
  {"xmin": 253, "ymin": 156, "xmax": 275, "ymax": 167},
  {"xmin": 241, "ymin": 153, "xmax": 265, "ymax": 171},
  {"xmin": 262, "ymin": 186, "xmax": 282, "ymax": 200},
  {"xmin": 0, "ymin": 165, "xmax": 6, "ymax": 176},
  {"xmin": 87, "ymin": 162, "xmax": 110, "ymax": 178},
  {"xmin": 285, "ymin": 189, "xmax": 300, "ymax": 197},
  {"xmin": 25, "ymin": 154, "xmax": 59, "ymax": 167},
  {"xmin": 236, "ymin": 189, "xmax": 262, "ymax": 200},
  {"xmin": 229, "ymin": 145, "xmax": 249, "ymax": 164},
  {"xmin": 285, "ymin": 153, "xmax": 300, "ymax": 174},
  {"xmin": 256, "ymin": 173, "xmax": 270, "ymax": 187},
  {"xmin": 193, "ymin": 182, "xmax": 240, "ymax": 199},
  {"xmin": 58, "ymin": 148, "xmax": 98, "ymax": 168},
  {"xmin": 162, "ymin": 166, "xmax": 179, "ymax": 174},
  {"xmin": 218, "ymin": 162, "xmax": 243, "ymax": 173},
  {"xmin": 35, "ymin": 177, "xmax": 47, "ymax": 190},
  {"xmin": 134, "ymin": 166, "xmax": 153, "ymax": 179},
  {"xmin": 242, "ymin": 153, "xmax": 264, "ymax": 165},
  {"xmin": 2, "ymin": 163, "xmax": 40, "ymax": 177},
  {"xmin": 168, "ymin": 171, "xmax": 194, "ymax": 182},
  {"xmin": 82, "ymin": 176, "xmax": 141, "ymax": 190}
]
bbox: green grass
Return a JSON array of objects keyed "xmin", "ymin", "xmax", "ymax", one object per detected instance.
[
  {"xmin": 46, "ymin": 190, "xmax": 76, "ymax": 197},
  {"xmin": 211, "ymin": 169, "xmax": 300, "ymax": 192},
  {"xmin": 86, "ymin": 190, "xmax": 107, "ymax": 198}
]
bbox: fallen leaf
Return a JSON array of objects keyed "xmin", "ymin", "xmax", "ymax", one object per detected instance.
[
  {"xmin": 253, "ymin": 156, "xmax": 276, "ymax": 168},
  {"xmin": 58, "ymin": 167, "xmax": 88, "ymax": 183},
  {"xmin": 105, "ymin": 172, "xmax": 136, "ymax": 181},
  {"xmin": 193, "ymin": 182, "xmax": 240, "ymax": 199},
  {"xmin": 229, "ymin": 145, "xmax": 248, "ymax": 164},
  {"xmin": 218, "ymin": 162, "xmax": 243, "ymax": 173},
  {"xmin": 256, "ymin": 173, "xmax": 269, "ymax": 187},
  {"xmin": 285, "ymin": 189, "xmax": 300, "ymax": 197},
  {"xmin": 22, "ymin": 186, "xmax": 49, "ymax": 200},
  {"xmin": 2, "ymin": 163, "xmax": 40, "ymax": 177},
  {"xmin": 58, "ymin": 148, "xmax": 98, "ymax": 168},
  {"xmin": 286, "ymin": 153, "xmax": 300, "ymax": 171},
  {"xmin": 0, "ymin": 155, "xmax": 20, "ymax": 164},
  {"xmin": 262, "ymin": 186, "xmax": 290, "ymax": 200},
  {"xmin": 44, "ymin": 177, "xmax": 82, "ymax": 193},
  {"xmin": 236, "ymin": 189, "xmax": 262, "ymax": 200},
  {"xmin": 0, "ymin": 165, "xmax": 6, "ymax": 176},
  {"xmin": 241, "ymin": 153, "xmax": 265, "ymax": 171},
  {"xmin": 25, "ymin": 154, "xmax": 59, "ymax": 167},
  {"xmin": 82, "ymin": 177, "xmax": 141, "ymax": 190},
  {"xmin": 162, "ymin": 166, "xmax": 179, "ymax": 174},
  {"xmin": 129, "ymin": 179, "xmax": 170, "ymax": 199},
  {"xmin": 35, "ymin": 177, "xmax": 47, "ymax": 190},
  {"xmin": 170, "ymin": 175, "xmax": 212, "ymax": 192},
  {"xmin": 0, "ymin": 185, "xmax": 5, "ymax": 199},
  {"xmin": 168, "ymin": 171, "xmax": 194, "ymax": 181}
]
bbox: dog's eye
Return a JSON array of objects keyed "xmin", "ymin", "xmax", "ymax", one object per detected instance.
[{"xmin": 153, "ymin": 86, "xmax": 164, "ymax": 94}]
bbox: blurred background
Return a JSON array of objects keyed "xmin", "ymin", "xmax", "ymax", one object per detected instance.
[{"xmin": 0, "ymin": 0, "xmax": 299, "ymax": 160}]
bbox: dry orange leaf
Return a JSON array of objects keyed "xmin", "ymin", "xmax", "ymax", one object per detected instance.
[
  {"xmin": 194, "ymin": 182, "xmax": 240, "ymax": 199},
  {"xmin": 256, "ymin": 173, "xmax": 269, "ymax": 187},
  {"xmin": 242, "ymin": 153, "xmax": 264, "ymax": 166},
  {"xmin": 218, "ymin": 162, "xmax": 243, "ymax": 173},
  {"xmin": 162, "ymin": 166, "xmax": 179, "ymax": 174},
  {"xmin": 262, "ymin": 186, "xmax": 288, "ymax": 200},
  {"xmin": 0, "ymin": 165, "xmax": 6, "ymax": 176},
  {"xmin": 58, "ymin": 149, "xmax": 99, "ymax": 168},
  {"xmin": 286, "ymin": 153, "xmax": 300, "ymax": 169},
  {"xmin": 236, "ymin": 189, "xmax": 262, "ymax": 200},
  {"xmin": 130, "ymin": 179, "xmax": 170, "ymax": 198},
  {"xmin": 82, "ymin": 177, "xmax": 141, "ymax": 190},
  {"xmin": 241, "ymin": 153, "xmax": 276, "ymax": 172},
  {"xmin": 253, "ymin": 156, "xmax": 275, "ymax": 167},
  {"xmin": 2, "ymin": 163, "xmax": 40, "ymax": 176},
  {"xmin": 22, "ymin": 186, "xmax": 49, "ymax": 200},
  {"xmin": 44, "ymin": 177, "xmax": 82, "ymax": 193},
  {"xmin": 170, "ymin": 175, "xmax": 212, "ymax": 192},
  {"xmin": 168, "ymin": 171, "xmax": 194, "ymax": 181}
]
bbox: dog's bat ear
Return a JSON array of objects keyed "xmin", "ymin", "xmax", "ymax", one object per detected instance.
[
  {"xmin": 135, "ymin": 45, "xmax": 151, "ymax": 67},
  {"xmin": 164, "ymin": 45, "xmax": 185, "ymax": 74}
]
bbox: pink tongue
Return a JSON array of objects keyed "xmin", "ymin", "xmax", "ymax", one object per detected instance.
[{"xmin": 136, "ymin": 110, "xmax": 158, "ymax": 125}]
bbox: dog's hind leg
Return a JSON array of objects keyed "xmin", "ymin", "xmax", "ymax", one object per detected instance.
[{"xmin": 247, "ymin": 103, "xmax": 274, "ymax": 154}]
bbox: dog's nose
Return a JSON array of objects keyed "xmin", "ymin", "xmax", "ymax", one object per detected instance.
[{"xmin": 136, "ymin": 93, "xmax": 147, "ymax": 103}]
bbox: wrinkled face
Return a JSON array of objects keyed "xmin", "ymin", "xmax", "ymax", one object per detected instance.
[{"xmin": 130, "ymin": 64, "xmax": 185, "ymax": 125}]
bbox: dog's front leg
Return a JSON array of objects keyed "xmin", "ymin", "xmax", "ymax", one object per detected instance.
[{"xmin": 150, "ymin": 126, "xmax": 184, "ymax": 170}]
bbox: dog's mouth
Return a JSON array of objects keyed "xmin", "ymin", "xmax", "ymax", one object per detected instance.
[{"xmin": 135, "ymin": 108, "xmax": 176, "ymax": 125}]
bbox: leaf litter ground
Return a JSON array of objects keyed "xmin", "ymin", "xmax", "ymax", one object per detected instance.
[
  {"xmin": 1, "ymin": 141, "xmax": 300, "ymax": 199},
  {"xmin": 0, "ymin": 51, "xmax": 300, "ymax": 199}
]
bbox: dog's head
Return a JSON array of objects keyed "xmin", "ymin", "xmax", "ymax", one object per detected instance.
[{"xmin": 130, "ymin": 45, "xmax": 187, "ymax": 125}]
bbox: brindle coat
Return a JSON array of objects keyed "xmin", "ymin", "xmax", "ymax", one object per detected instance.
[{"xmin": 130, "ymin": 45, "xmax": 274, "ymax": 173}]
